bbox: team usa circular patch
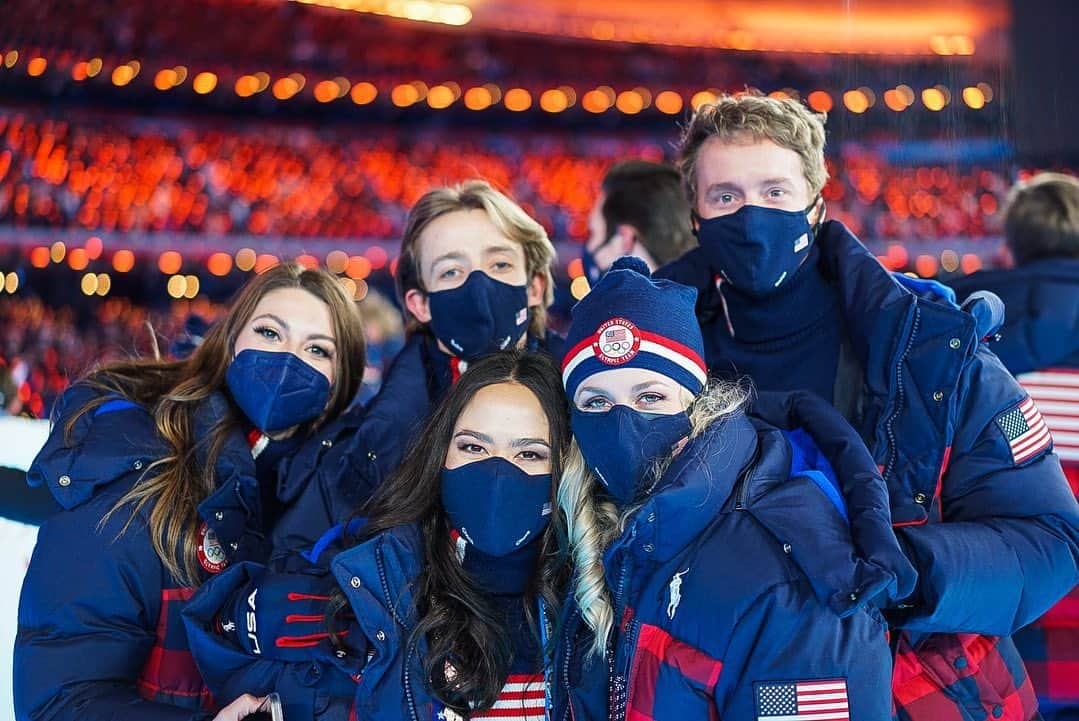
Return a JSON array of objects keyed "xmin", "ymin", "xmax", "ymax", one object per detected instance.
[
  {"xmin": 197, "ymin": 522, "xmax": 229, "ymax": 574},
  {"xmin": 593, "ymin": 318, "xmax": 641, "ymax": 365}
]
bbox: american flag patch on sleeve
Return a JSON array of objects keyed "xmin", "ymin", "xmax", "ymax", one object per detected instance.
[
  {"xmin": 996, "ymin": 396, "xmax": 1053, "ymax": 465},
  {"xmin": 755, "ymin": 678, "xmax": 849, "ymax": 720}
]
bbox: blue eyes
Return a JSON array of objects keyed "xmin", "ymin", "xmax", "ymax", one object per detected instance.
[{"xmin": 253, "ymin": 326, "xmax": 332, "ymax": 360}]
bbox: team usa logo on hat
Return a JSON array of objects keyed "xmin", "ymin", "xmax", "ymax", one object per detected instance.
[{"xmin": 594, "ymin": 318, "xmax": 641, "ymax": 365}]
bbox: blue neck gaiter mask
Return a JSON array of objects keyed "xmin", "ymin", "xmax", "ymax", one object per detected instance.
[
  {"xmin": 571, "ymin": 406, "xmax": 692, "ymax": 507},
  {"xmin": 697, "ymin": 201, "xmax": 818, "ymax": 298},
  {"xmin": 441, "ymin": 456, "xmax": 552, "ymax": 557},
  {"xmin": 427, "ymin": 271, "xmax": 530, "ymax": 361},
  {"xmin": 225, "ymin": 349, "xmax": 331, "ymax": 434}
]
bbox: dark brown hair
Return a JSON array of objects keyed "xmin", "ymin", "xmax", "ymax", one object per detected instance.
[
  {"xmin": 601, "ymin": 160, "xmax": 697, "ymax": 266},
  {"xmin": 352, "ymin": 350, "xmax": 570, "ymax": 714}
]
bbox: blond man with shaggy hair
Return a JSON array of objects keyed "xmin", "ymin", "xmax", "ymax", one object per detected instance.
[{"xmin": 657, "ymin": 92, "xmax": 1079, "ymax": 721}]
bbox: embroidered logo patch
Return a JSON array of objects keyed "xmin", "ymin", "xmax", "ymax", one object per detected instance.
[
  {"xmin": 667, "ymin": 568, "xmax": 689, "ymax": 620},
  {"xmin": 755, "ymin": 678, "xmax": 849, "ymax": 720},
  {"xmin": 593, "ymin": 318, "xmax": 641, "ymax": 366},
  {"xmin": 197, "ymin": 522, "xmax": 229, "ymax": 574}
]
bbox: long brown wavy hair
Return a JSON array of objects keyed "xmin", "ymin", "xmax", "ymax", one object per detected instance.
[
  {"xmin": 349, "ymin": 350, "xmax": 570, "ymax": 714},
  {"xmin": 79, "ymin": 263, "xmax": 365, "ymax": 587}
]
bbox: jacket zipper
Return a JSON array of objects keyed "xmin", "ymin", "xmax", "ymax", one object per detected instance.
[
  {"xmin": 882, "ymin": 305, "xmax": 920, "ymax": 483},
  {"xmin": 609, "ymin": 557, "xmax": 636, "ymax": 721},
  {"xmin": 374, "ymin": 546, "xmax": 421, "ymax": 721}
]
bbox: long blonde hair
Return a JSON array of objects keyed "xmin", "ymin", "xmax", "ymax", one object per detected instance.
[
  {"xmin": 83, "ymin": 263, "xmax": 366, "ymax": 587},
  {"xmin": 557, "ymin": 381, "xmax": 748, "ymax": 656}
]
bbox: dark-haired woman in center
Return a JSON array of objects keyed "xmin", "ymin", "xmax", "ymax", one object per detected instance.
[{"xmin": 184, "ymin": 350, "xmax": 570, "ymax": 721}]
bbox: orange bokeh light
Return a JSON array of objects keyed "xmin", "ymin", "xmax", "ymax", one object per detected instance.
[
  {"xmin": 351, "ymin": 82, "xmax": 377, "ymax": 105},
  {"xmin": 464, "ymin": 87, "xmax": 493, "ymax": 110},
  {"xmin": 158, "ymin": 250, "xmax": 183, "ymax": 275},
  {"xmin": 207, "ymin": 252, "xmax": 233, "ymax": 276},
  {"xmin": 504, "ymin": 88, "xmax": 532, "ymax": 112},
  {"xmin": 26, "ymin": 57, "xmax": 46, "ymax": 77},
  {"xmin": 68, "ymin": 248, "xmax": 89, "ymax": 271},
  {"xmin": 193, "ymin": 72, "xmax": 218, "ymax": 94},
  {"xmin": 346, "ymin": 255, "xmax": 372, "ymax": 279},
  {"xmin": 30, "ymin": 246, "xmax": 50, "ymax": 268},
  {"xmin": 807, "ymin": 91, "xmax": 833, "ymax": 113},
  {"xmin": 654, "ymin": 91, "xmax": 683, "ymax": 115},
  {"xmin": 112, "ymin": 249, "xmax": 135, "ymax": 273}
]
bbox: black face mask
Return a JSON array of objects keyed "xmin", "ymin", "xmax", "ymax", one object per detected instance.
[{"xmin": 697, "ymin": 199, "xmax": 821, "ymax": 297}]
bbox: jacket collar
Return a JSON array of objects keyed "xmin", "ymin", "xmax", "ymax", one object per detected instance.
[{"xmin": 609, "ymin": 411, "xmax": 758, "ymax": 570}]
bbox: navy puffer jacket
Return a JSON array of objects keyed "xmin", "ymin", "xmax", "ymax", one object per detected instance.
[
  {"xmin": 554, "ymin": 392, "xmax": 917, "ymax": 721},
  {"xmin": 16, "ymin": 384, "xmax": 269, "ymax": 721},
  {"xmin": 658, "ymin": 221, "xmax": 1079, "ymax": 720}
]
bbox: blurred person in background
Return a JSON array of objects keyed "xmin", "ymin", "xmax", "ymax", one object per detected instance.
[
  {"xmin": 15, "ymin": 263, "xmax": 365, "ymax": 721},
  {"xmin": 353, "ymin": 287, "xmax": 404, "ymax": 406},
  {"xmin": 269, "ymin": 180, "xmax": 563, "ymax": 564},
  {"xmin": 581, "ymin": 160, "xmax": 696, "ymax": 285},
  {"xmin": 658, "ymin": 91, "xmax": 1079, "ymax": 721},
  {"xmin": 950, "ymin": 171, "xmax": 1079, "ymax": 721},
  {"xmin": 950, "ymin": 172, "xmax": 1079, "ymax": 375}
]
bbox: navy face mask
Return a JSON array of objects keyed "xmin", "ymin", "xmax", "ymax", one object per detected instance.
[
  {"xmin": 571, "ymin": 406, "xmax": 692, "ymax": 506},
  {"xmin": 697, "ymin": 200, "xmax": 818, "ymax": 297},
  {"xmin": 226, "ymin": 349, "xmax": 331, "ymax": 433},
  {"xmin": 426, "ymin": 271, "xmax": 530, "ymax": 361},
  {"xmin": 441, "ymin": 456, "xmax": 552, "ymax": 557}
]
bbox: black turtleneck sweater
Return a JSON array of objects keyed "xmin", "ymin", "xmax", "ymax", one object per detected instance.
[{"xmin": 709, "ymin": 246, "xmax": 845, "ymax": 403}]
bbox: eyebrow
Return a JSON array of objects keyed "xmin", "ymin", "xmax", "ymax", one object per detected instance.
[
  {"xmin": 251, "ymin": 313, "xmax": 289, "ymax": 330},
  {"xmin": 252, "ymin": 313, "xmax": 337, "ymax": 346},
  {"xmin": 631, "ymin": 380, "xmax": 669, "ymax": 392},
  {"xmin": 427, "ymin": 251, "xmax": 467, "ymax": 275},
  {"xmin": 512, "ymin": 438, "xmax": 551, "ymax": 449},
  {"xmin": 455, "ymin": 430, "xmax": 550, "ymax": 448},
  {"xmin": 482, "ymin": 244, "xmax": 518, "ymax": 256},
  {"xmin": 456, "ymin": 429, "xmax": 493, "ymax": 444}
]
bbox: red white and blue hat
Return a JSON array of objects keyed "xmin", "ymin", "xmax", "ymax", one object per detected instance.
[{"xmin": 562, "ymin": 256, "xmax": 708, "ymax": 399}]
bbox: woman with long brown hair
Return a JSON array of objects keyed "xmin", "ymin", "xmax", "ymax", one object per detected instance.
[
  {"xmin": 15, "ymin": 263, "xmax": 365, "ymax": 721},
  {"xmin": 183, "ymin": 350, "xmax": 570, "ymax": 721}
]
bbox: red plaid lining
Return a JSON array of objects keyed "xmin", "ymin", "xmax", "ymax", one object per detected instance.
[
  {"xmin": 626, "ymin": 623, "xmax": 723, "ymax": 721},
  {"xmin": 137, "ymin": 586, "xmax": 215, "ymax": 711},
  {"xmin": 893, "ymin": 633, "xmax": 1037, "ymax": 721}
]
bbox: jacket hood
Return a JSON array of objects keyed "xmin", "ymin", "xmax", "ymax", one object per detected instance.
[
  {"xmin": 949, "ymin": 258, "xmax": 1079, "ymax": 373},
  {"xmin": 27, "ymin": 383, "xmax": 168, "ymax": 509},
  {"xmin": 28, "ymin": 382, "xmax": 268, "ymax": 562}
]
